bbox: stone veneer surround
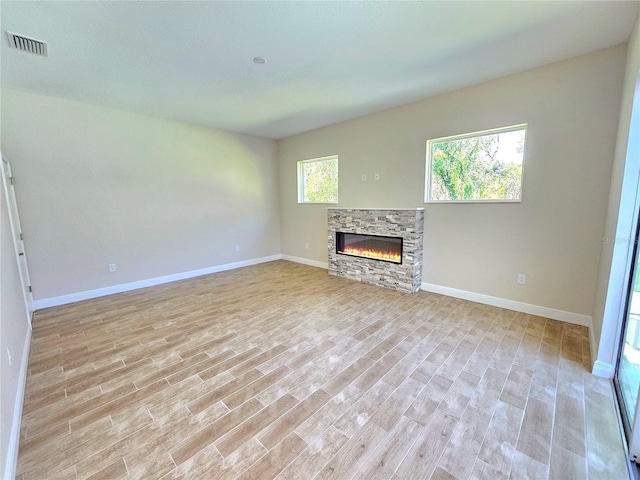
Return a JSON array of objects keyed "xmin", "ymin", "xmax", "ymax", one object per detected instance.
[{"xmin": 328, "ymin": 208, "xmax": 425, "ymax": 294}]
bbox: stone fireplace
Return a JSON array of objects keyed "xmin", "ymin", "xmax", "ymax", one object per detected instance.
[{"xmin": 328, "ymin": 208, "xmax": 424, "ymax": 294}]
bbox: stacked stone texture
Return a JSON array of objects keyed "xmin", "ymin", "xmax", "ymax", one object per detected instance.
[{"xmin": 328, "ymin": 208, "xmax": 424, "ymax": 294}]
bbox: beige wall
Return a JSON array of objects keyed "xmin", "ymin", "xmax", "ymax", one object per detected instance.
[
  {"xmin": 278, "ymin": 46, "xmax": 626, "ymax": 317},
  {"xmin": 592, "ymin": 15, "xmax": 640, "ymax": 371},
  {"xmin": 1, "ymin": 178, "xmax": 31, "ymax": 478},
  {"xmin": 0, "ymin": 89, "xmax": 281, "ymax": 300}
]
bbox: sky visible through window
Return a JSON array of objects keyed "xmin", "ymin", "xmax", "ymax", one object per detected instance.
[{"xmin": 490, "ymin": 130, "xmax": 525, "ymax": 165}]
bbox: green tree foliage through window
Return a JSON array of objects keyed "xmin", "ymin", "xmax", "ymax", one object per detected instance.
[
  {"xmin": 427, "ymin": 126, "xmax": 526, "ymax": 202},
  {"xmin": 298, "ymin": 156, "xmax": 338, "ymax": 203}
]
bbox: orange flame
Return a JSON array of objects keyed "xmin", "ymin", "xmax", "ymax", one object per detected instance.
[{"xmin": 341, "ymin": 246, "xmax": 401, "ymax": 263}]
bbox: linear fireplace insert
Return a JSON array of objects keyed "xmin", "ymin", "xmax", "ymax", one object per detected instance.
[{"xmin": 336, "ymin": 232, "xmax": 403, "ymax": 264}]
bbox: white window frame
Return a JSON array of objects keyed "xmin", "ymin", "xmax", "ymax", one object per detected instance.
[
  {"xmin": 297, "ymin": 155, "xmax": 339, "ymax": 204},
  {"xmin": 425, "ymin": 124, "xmax": 527, "ymax": 204}
]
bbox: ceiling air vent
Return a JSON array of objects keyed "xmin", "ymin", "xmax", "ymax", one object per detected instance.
[{"xmin": 6, "ymin": 32, "xmax": 47, "ymax": 57}]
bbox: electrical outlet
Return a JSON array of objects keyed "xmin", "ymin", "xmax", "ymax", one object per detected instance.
[
  {"xmin": 235, "ymin": 245, "xmax": 240, "ymax": 252},
  {"xmin": 305, "ymin": 243, "xmax": 309, "ymax": 249},
  {"xmin": 374, "ymin": 173, "xmax": 380, "ymax": 181},
  {"xmin": 108, "ymin": 264, "xmax": 116, "ymax": 273},
  {"xmin": 6, "ymin": 346, "xmax": 12, "ymax": 366},
  {"xmin": 517, "ymin": 273, "xmax": 526, "ymax": 285},
  {"xmin": 361, "ymin": 174, "xmax": 367, "ymax": 182}
]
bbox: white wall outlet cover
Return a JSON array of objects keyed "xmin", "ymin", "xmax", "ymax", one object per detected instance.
[
  {"xmin": 235, "ymin": 245, "xmax": 240, "ymax": 252},
  {"xmin": 361, "ymin": 174, "xmax": 366, "ymax": 182},
  {"xmin": 517, "ymin": 273, "xmax": 526, "ymax": 284},
  {"xmin": 108, "ymin": 264, "xmax": 116, "ymax": 272},
  {"xmin": 375, "ymin": 173, "xmax": 380, "ymax": 180}
]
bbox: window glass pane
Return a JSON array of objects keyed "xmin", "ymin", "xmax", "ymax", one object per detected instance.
[
  {"xmin": 618, "ymin": 251, "xmax": 640, "ymax": 427},
  {"xmin": 299, "ymin": 157, "xmax": 338, "ymax": 203},
  {"xmin": 427, "ymin": 126, "xmax": 526, "ymax": 202}
]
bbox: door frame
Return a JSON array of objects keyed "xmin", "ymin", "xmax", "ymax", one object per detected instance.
[
  {"xmin": 610, "ymin": 70, "xmax": 640, "ymax": 463},
  {"xmin": 1, "ymin": 153, "xmax": 34, "ymax": 326}
]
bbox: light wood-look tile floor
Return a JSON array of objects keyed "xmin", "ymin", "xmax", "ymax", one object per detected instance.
[{"xmin": 16, "ymin": 261, "xmax": 630, "ymax": 479}]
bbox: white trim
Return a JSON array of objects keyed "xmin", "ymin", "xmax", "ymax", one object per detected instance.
[
  {"xmin": 297, "ymin": 155, "xmax": 338, "ymax": 204},
  {"xmin": 281, "ymin": 255, "xmax": 328, "ymax": 269},
  {"xmin": 592, "ymin": 360, "xmax": 615, "ymax": 378},
  {"xmin": 4, "ymin": 327, "xmax": 31, "ymax": 479},
  {"xmin": 420, "ymin": 282, "xmax": 592, "ymax": 327},
  {"xmin": 33, "ymin": 255, "xmax": 282, "ymax": 310},
  {"xmin": 425, "ymin": 124, "xmax": 527, "ymax": 204},
  {"xmin": 327, "ymin": 207, "xmax": 424, "ymax": 211},
  {"xmin": 590, "ymin": 325, "xmax": 600, "ymax": 375},
  {"xmin": 2, "ymin": 154, "xmax": 34, "ymax": 324},
  {"xmin": 596, "ymin": 72, "xmax": 640, "ymax": 385}
]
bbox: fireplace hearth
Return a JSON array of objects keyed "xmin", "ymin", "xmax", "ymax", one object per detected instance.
[{"xmin": 328, "ymin": 208, "xmax": 424, "ymax": 294}]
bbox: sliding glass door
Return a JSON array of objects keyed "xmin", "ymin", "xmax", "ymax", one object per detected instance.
[
  {"xmin": 613, "ymin": 70, "xmax": 640, "ymax": 462},
  {"xmin": 615, "ymin": 208, "xmax": 640, "ymax": 462},
  {"xmin": 615, "ymin": 224, "xmax": 640, "ymax": 436}
]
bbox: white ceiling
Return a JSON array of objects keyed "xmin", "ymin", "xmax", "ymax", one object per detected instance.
[{"xmin": 1, "ymin": 1, "xmax": 638, "ymax": 139}]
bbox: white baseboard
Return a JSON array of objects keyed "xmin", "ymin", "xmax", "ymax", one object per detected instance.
[
  {"xmin": 34, "ymin": 255, "xmax": 283, "ymax": 310},
  {"xmin": 421, "ymin": 282, "xmax": 592, "ymax": 328},
  {"xmin": 592, "ymin": 360, "xmax": 614, "ymax": 378},
  {"xmin": 281, "ymin": 255, "xmax": 328, "ymax": 269},
  {"xmin": 4, "ymin": 327, "xmax": 31, "ymax": 479}
]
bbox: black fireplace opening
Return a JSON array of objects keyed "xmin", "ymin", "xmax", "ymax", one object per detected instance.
[{"xmin": 336, "ymin": 232, "xmax": 403, "ymax": 264}]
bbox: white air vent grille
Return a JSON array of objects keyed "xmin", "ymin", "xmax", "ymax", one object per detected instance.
[{"xmin": 7, "ymin": 32, "xmax": 47, "ymax": 56}]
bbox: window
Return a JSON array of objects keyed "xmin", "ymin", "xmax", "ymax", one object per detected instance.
[
  {"xmin": 298, "ymin": 155, "xmax": 338, "ymax": 203},
  {"xmin": 425, "ymin": 124, "xmax": 527, "ymax": 203}
]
